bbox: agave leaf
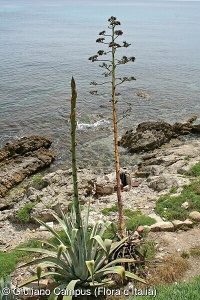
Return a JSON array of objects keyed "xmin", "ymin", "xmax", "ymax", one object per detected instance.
[
  {"xmin": 95, "ymin": 266, "xmax": 126, "ymax": 283},
  {"xmin": 64, "ymin": 247, "xmax": 79, "ymax": 269},
  {"xmin": 125, "ymin": 271, "xmax": 146, "ymax": 284},
  {"xmin": 87, "ymin": 222, "xmax": 100, "ymax": 258},
  {"xmin": 17, "ymin": 247, "xmax": 58, "ymax": 257},
  {"xmin": 48, "ymin": 283, "xmax": 67, "ymax": 300},
  {"xmin": 110, "ymin": 236, "xmax": 128, "ymax": 254},
  {"xmin": 85, "ymin": 260, "xmax": 95, "ymax": 284},
  {"xmin": 37, "ymin": 265, "xmax": 43, "ymax": 284},
  {"xmin": 103, "ymin": 238, "xmax": 112, "ymax": 253},
  {"xmin": 62, "ymin": 279, "xmax": 80, "ymax": 300},
  {"xmin": 79, "ymin": 263, "xmax": 89, "ymax": 281},
  {"xmin": 83, "ymin": 201, "xmax": 90, "ymax": 236},
  {"xmin": 37, "ymin": 239, "xmax": 58, "ymax": 249},
  {"xmin": 50, "ymin": 213, "xmax": 72, "ymax": 243},
  {"xmin": 34, "ymin": 218, "xmax": 69, "ymax": 245},
  {"xmin": 89, "ymin": 221, "xmax": 112, "ymax": 260},
  {"xmin": 94, "ymin": 247, "xmax": 107, "ymax": 271},
  {"xmin": 76, "ymin": 229, "xmax": 87, "ymax": 275},
  {"xmin": 71, "ymin": 228, "xmax": 78, "ymax": 250},
  {"xmin": 101, "ymin": 258, "xmax": 141, "ymax": 269},
  {"xmin": 57, "ymin": 244, "xmax": 66, "ymax": 262},
  {"xmin": 18, "ymin": 256, "xmax": 72, "ymax": 275},
  {"xmin": 92, "ymin": 235, "xmax": 108, "ymax": 254},
  {"xmin": 82, "ymin": 201, "xmax": 90, "ymax": 257},
  {"xmin": 18, "ymin": 272, "xmax": 64, "ymax": 288}
]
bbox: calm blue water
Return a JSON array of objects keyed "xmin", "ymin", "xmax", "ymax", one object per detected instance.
[{"xmin": 0, "ymin": 0, "xmax": 200, "ymax": 169}]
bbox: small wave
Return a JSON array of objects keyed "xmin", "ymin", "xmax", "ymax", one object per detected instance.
[{"xmin": 77, "ymin": 119, "xmax": 110, "ymax": 130}]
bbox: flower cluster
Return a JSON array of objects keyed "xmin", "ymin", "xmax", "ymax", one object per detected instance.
[
  {"xmin": 88, "ymin": 55, "xmax": 98, "ymax": 62},
  {"xmin": 96, "ymin": 38, "xmax": 105, "ymax": 43},
  {"xmin": 109, "ymin": 42, "xmax": 121, "ymax": 48},
  {"xmin": 115, "ymin": 30, "xmax": 123, "ymax": 36},
  {"xmin": 108, "ymin": 16, "xmax": 121, "ymax": 26},
  {"xmin": 118, "ymin": 56, "xmax": 135, "ymax": 64}
]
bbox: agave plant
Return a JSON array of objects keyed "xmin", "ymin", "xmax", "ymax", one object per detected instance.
[
  {"xmin": 0, "ymin": 276, "xmax": 15, "ymax": 300},
  {"xmin": 18, "ymin": 78, "xmax": 145, "ymax": 299},
  {"xmin": 18, "ymin": 209, "xmax": 145, "ymax": 300}
]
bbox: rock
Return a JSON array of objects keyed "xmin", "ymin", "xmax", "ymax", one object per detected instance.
[
  {"xmin": 95, "ymin": 184, "xmax": 114, "ymax": 196},
  {"xmin": 0, "ymin": 136, "xmax": 55, "ymax": 200},
  {"xmin": 181, "ymin": 201, "xmax": 189, "ymax": 209},
  {"xmin": 137, "ymin": 225, "xmax": 144, "ymax": 234},
  {"xmin": 150, "ymin": 221, "xmax": 174, "ymax": 232},
  {"xmin": 132, "ymin": 181, "xmax": 141, "ymax": 187},
  {"xmin": 147, "ymin": 175, "xmax": 178, "ymax": 192},
  {"xmin": 189, "ymin": 211, "xmax": 200, "ymax": 222},
  {"xmin": 183, "ymin": 219, "xmax": 193, "ymax": 227},
  {"xmin": 150, "ymin": 223, "xmax": 161, "ymax": 232},
  {"xmin": 192, "ymin": 124, "xmax": 200, "ymax": 134},
  {"xmin": 123, "ymin": 185, "xmax": 131, "ymax": 192},
  {"xmin": 172, "ymin": 220, "xmax": 185, "ymax": 229},
  {"xmin": 148, "ymin": 212, "xmax": 163, "ymax": 223},
  {"xmin": 120, "ymin": 122, "xmax": 173, "ymax": 153},
  {"xmin": 120, "ymin": 117, "xmax": 200, "ymax": 153}
]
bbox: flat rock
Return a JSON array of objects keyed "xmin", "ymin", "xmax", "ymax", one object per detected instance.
[
  {"xmin": 172, "ymin": 220, "xmax": 185, "ymax": 229},
  {"xmin": 148, "ymin": 212, "xmax": 163, "ymax": 223},
  {"xmin": 0, "ymin": 136, "xmax": 55, "ymax": 207},
  {"xmin": 189, "ymin": 211, "xmax": 200, "ymax": 222},
  {"xmin": 150, "ymin": 221, "xmax": 174, "ymax": 232}
]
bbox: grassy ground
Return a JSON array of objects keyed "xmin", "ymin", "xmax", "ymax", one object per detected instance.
[
  {"xmin": 155, "ymin": 161, "xmax": 200, "ymax": 221},
  {"xmin": 0, "ymin": 239, "xmax": 42, "ymax": 278},
  {"xmin": 126, "ymin": 276, "xmax": 200, "ymax": 300}
]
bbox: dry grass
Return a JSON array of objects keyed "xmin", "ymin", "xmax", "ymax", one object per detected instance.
[
  {"xmin": 146, "ymin": 254, "xmax": 190, "ymax": 285},
  {"xmin": 190, "ymin": 245, "xmax": 200, "ymax": 257}
]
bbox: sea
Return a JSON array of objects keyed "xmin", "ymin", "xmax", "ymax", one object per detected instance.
[{"xmin": 0, "ymin": 0, "xmax": 200, "ymax": 171}]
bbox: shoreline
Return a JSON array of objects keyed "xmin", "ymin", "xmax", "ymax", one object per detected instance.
[{"xmin": 0, "ymin": 133, "xmax": 200, "ymax": 250}]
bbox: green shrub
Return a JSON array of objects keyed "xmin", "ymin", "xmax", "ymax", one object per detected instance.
[
  {"xmin": 170, "ymin": 186, "xmax": 178, "ymax": 194},
  {"xmin": 136, "ymin": 240, "xmax": 156, "ymax": 261},
  {"xmin": 32, "ymin": 174, "xmax": 47, "ymax": 189},
  {"xmin": 125, "ymin": 215, "xmax": 156, "ymax": 232},
  {"xmin": 186, "ymin": 161, "xmax": 200, "ymax": 177},
  {"xmin": 17, "ymin": 201, "xmax": 38, "ymax": 223},
  {"xmin": 155, "ymin": 179, "xmax": 200, "ymax": 221},
  {"xmin": 123, "ymin": 209, "xmax": 142, "ymax": 218},
  {"xmin": 0, "ymin": 240, "xmax": 42, "ymax": 278},
  {"xmin": 101, "ymin": 205, "xmax": 118, "ymax": 216},
  {"xmin": 181, "ymin": 251, "xmax": 190, "ymax": 259}
]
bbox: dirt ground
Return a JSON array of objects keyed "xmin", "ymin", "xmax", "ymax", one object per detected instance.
[{"xmin": 147, "ymin": 225, "xmax": 200, "ymax": 282}]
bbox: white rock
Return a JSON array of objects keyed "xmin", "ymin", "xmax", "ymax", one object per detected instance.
[{"xmin": 181, "ymin": 201, "xmax": 189, "ymax": 209}]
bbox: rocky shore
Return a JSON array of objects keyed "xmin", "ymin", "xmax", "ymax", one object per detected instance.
[{"xmin": 0, "ymin": 117, "xmax": 200, "ymax": 253}]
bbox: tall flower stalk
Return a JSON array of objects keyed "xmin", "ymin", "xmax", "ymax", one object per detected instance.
[
  {"xmin": 70, "ymin": 77, "xmax": 82, "ymax": 230},
  {"xmin": 89, "ymin": 16, "xmax": 136, "ymax": 237}
]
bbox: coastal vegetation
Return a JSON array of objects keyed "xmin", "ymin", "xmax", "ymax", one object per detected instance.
[
  {"xmin": 17, "ymin": 77, "xmax": 145, "ymax": 300},
  {"xmin": 155, "ymin": 171, "xmax": 200, "ymax": 221},
  {"xmin": 101, "ymin": 207, "xmax": 156, "ymax": 232},
  {"xmin": 17, "ymin": 201, "xmax": 38, "ymax": 223}
]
